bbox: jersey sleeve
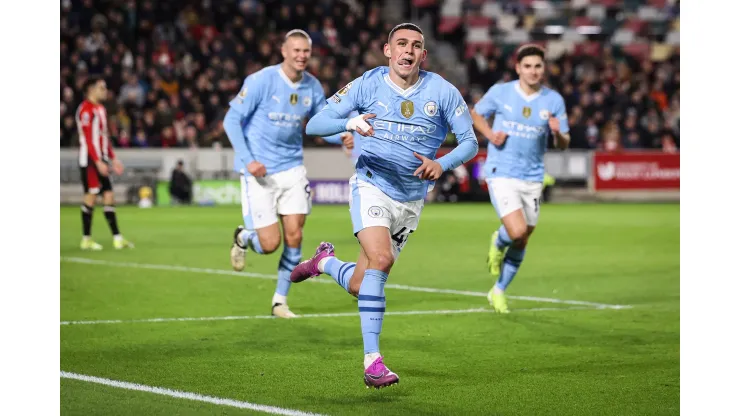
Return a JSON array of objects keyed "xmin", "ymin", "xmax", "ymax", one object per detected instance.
[
  {"xmin": 441, "ymin": 83, "xmax": 475, "ymax": 141},
  {"xmin": 435, "ymin": 83, "xmax": 478, "ymax": 172},
  {"xmin": 552, "ymin": 94, "xmax": 570, "ymax": 134},
  {"xmin": 322, "ymin": 75, "xmax": 366, "ymax": 117},
  {"xmin": 473, "ymin": 84, "xmax": 500, "ymax": 118},
  {"xmin": 229, "ymin": 73, "xmax": 268, "ymax": 118}
]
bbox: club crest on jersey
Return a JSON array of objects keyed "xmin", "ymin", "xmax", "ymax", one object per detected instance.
[
  {"xmin": 238, "ymin": 87, "xmax": 247, "ymax": 98},
  {"xmin": 540, "ymin": 109, "xmax": 550, "ymax": 120},
  {"xmin": 401, "ymin": 100, "xmax": 414, "ymax": 118},
  {"xmin": 337, "ymin": 82, "xmax": 353, "ymax": 96},
  {"xmin": 290, "ymin": 93, "xmax": 298, "ymax": 105},
  {"xmin": 423, "ymin": 101, "xmax": 438, "ymax": 117},
  {"xmin": 522, "ymin": 106, "xmax": 532, "ymax": 118},
  {"xmin": 303, "ymin": 96, "xmax": 312, "ymax": 107}
]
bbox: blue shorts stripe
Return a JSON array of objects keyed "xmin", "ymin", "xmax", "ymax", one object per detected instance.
[{"xmin": 350, "ymin": 176, "xmax": 364, "ymax": 235}]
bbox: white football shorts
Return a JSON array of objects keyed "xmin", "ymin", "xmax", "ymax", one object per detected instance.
[
  {"xmin": 486, "ymin": 177, "xmax": 543, "ymax": 226},
  {"xmin": 240, "ymin": 165, "xmax": 312, "ymax": 230},
  {"xmin": 348, "ymin": 174, "xmax": 424, "ymax": 259}
]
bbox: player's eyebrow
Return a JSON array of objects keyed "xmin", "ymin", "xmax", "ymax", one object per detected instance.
[{"xmin": 395, "ymin": 37, "xmax": 423, "ymax": 45}]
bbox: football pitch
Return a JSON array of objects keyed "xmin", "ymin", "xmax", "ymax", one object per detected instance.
[{"xmin": 60, "ymin": 203, "xmax": 679, "ymax": 415}]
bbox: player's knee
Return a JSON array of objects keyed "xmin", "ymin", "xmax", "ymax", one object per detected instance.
[
  {"xmin": 283, "ymin": 228, "xmax": 303, "ymax": 248},
  {"xmin": 102, "ymin": 191, "xmax": 115, "ymax": 205},
  {"xmin": 513, "ymin": 238, "xmax": 529, "ymax": 250},
  {"xmin": 260, "ymin": 234, "xmax": 281, "ymax": 254},
  {"xmin": 367, "ymin": 251, "xmax": 395, "ymax": 272},
  {"xmin": 508, "ymin": 225, "xmax": 528, "ymax": 242}
]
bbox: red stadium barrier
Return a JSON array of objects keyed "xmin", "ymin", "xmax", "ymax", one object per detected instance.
[{"xmin": 592, "ymin": 151, "xmax": 680, "ymax": 191}]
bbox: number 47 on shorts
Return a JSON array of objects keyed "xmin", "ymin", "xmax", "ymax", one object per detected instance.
[{"xmin": 391, "ymin": 227, "xmax": 414, "ymax": 247}]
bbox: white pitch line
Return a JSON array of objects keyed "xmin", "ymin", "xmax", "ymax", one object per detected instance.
[
  {"xmin": 60, "ymin": 306, "xmax": 593, "ymax": 326},
  {"xmin": 61, "ymin": 371, "xmax": 326, "ymax": 416},
  {"xmin": 61, "ymin": 257, "xmax": 632, "ymax": 310}
]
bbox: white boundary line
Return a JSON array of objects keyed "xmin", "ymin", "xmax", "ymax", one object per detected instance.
[
  {"xmin": 60, "ymin": 371, "xmax": 327, "ymax": 416},
  {"xmin": 60, "ymin": 306, "xmax": 596, "ymax": 326},
  {"xmin": 60, "ymin": 257, "xmax": 632, "ymax": 310}
]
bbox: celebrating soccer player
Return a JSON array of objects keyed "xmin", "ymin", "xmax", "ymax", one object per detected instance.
[
  {"xmin": 470, "ymin": 44, "xmax": 571, "ymax": 313},
  {"xmin": 291, "ymin": 23, "xmax": 478, "ymax": 388},
  {"xmin": 223, "ymin": 29, "xmax": 353, "ymax": 319}
]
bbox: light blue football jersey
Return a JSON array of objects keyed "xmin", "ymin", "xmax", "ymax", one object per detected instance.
[
  {"xmin": 474, "ymin": 80, "xmax": 570, "ymax": 182},
  {"xmin": 228, "ymin": 64, "xmax": 339, "ymax": 175},
  {"xmin": 319, "ymin": 66, "xmax": 476, "ymax": 202}
]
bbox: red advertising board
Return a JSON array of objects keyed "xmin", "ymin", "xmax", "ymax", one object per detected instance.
[{"xmin": 592, "ymin": 152, "xmax": 680, "ymax": 191}]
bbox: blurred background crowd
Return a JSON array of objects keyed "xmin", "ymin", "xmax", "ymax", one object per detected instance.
[{"xmin": 60, "ymin": 0, "xmax": 679, "ymax": 152}]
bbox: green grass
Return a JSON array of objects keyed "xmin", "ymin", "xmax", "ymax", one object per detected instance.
[{"xmin": 60, "ymin": 203, "xmax": 679, "ymax": 415}]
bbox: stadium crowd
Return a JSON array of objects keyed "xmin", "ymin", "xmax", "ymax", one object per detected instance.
[{"xmin": 60, "ymin": 0, "xmax": 679, "ymax": 152}]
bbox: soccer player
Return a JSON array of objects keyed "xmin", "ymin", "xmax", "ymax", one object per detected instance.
[
  {"xmin": 224, "ymin": 29, "xmax": 353, "ymax": 319},
  {"xmin": 469, "ymin": 44, "xmax": 570, "ymax": 313},
  {"xmin": 75, "ymin": 76, "xmax": 134, "ymax": 251},
  {"xmin": 291, "ymin": 23, "xmax": 478, "ymax": 388}
]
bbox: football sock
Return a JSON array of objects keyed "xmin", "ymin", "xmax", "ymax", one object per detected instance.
[
  {"xmin": 81, "ymin": 204, "xmax": 94, "ymax": 237},
  {"xmin": 275, "ymin": 246, "xmax": 301, "ymax": 298},
  {"xmin": 495, "ymin": 225, "xmax": 512, "ymax": 250},
  {"xmin": 324, "ymin": 257, "xmax": 355, "ymax": 293},
  {"xmin": 103, "ymin": 205, "xmax": 120, "ymax": 235},
  {"xmin": 358, "ymin": 269, "xmax": 387, "ymax": 355},
  {"xmin": 495, "ymin": 247, "xmax": 526, "ymax": 291},
  {"xmin": 239, "ymin": 229, "xmax": 264, "ymax": 254}
]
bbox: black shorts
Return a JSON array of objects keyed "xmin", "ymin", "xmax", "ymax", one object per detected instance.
[{"xmin": 80, "ymin": 163, "xmax": 113, "ymax": 194}]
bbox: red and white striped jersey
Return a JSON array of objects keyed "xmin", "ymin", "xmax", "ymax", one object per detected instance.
[{"xmin": 75, "ymin": 100, "xmax": 115, "ymax": 167}]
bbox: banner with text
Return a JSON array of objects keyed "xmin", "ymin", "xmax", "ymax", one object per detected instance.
[
  {"xmin": 156, "ymin": 180, "xmax": 352, "ymax": 206},
  {"xmin": 592, "ymin": 152, "xmax": 680, "ymax": 191}
]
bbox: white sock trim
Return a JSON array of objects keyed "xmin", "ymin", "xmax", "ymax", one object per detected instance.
[
  {"xmin": 272, "ymin": 293, "xmax": 287, "ymax": 306},
  {"xmin": 364, "ymin": 352, "xmax": 381, "ymax": 369},
  {"xmin": 317, "ymin": 257, "xmax": 330, "ymax": 273}
]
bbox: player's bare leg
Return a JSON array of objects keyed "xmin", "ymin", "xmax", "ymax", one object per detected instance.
[
  {"xmin": 231, "ymin": 222, "xmax": 281, "ymax": 271},
  {"xmin": 291, "ymin": 226, "xmax": 399, "ymax": 388},
  {"xmin": 487, "ymin": 209, "xmax": 534, "ymax": 313},
  {"xmin": 80, "ymin": 193, "xmax": 102, "ymax": 251},
  {"xmin": 102, "ymin": 191, "xmax": 134, "ymax": 249},
  {"xmin": 269, "ymin": 214, "xmax": 305, "ymax": 318}
]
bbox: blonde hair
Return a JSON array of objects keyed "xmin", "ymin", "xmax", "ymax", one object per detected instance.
[{"xmin": 284, "ymin": 29, "xmax": 312, "ymax": 46}]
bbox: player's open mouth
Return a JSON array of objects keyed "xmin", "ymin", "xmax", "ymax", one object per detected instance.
[{"xmin": 398, "ymin": 57, "xmax": 413, "ymax": 68}]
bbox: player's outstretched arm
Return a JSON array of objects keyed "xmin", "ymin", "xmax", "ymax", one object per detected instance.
[
  {"xmin": 306, "ymin": 107, "xmax": 348, "ymax": 136},
  {"xmin": 435, "ymin": 87, "xmax": 479, "ymax": 172},
  {"xmin": 306, "ymin": 108, "xmax": 375, "ymax": 137},
  {"xmin": 309, "ymin": 86, "xmax": 354, "ymax": 146},
  {"xmin": 435, "ymin": 133, "xmax": 478, "ymax": 172}
]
